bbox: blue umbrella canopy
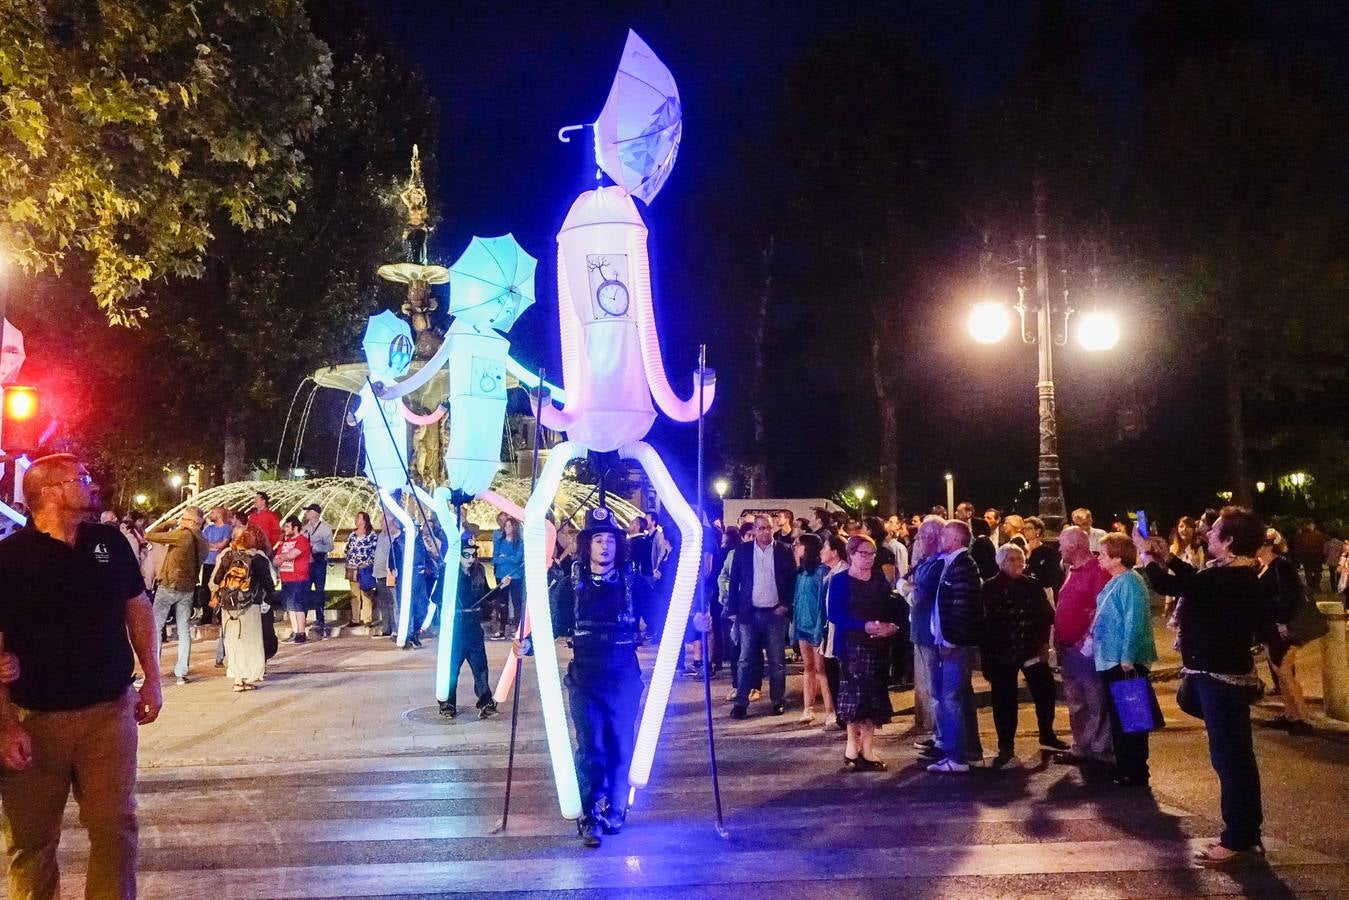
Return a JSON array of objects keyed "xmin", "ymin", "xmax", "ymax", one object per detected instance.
[
  {"xmin": 448, "ymin": 234, "xmax": 537, "ymax": 332},
  {"xmin": 593, "ymin": 30, "xmax": 682, "ymax": 205},
  {"xmin": 362, "ymin": 310, "xmax": 415, "ymax": 380}
]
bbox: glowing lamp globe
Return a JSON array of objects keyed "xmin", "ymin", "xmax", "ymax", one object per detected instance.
[
  {"xmin": 713, "ymin": 478, "xmax": 728, "ymax": 499},
  {"xmin": 169, "ymin": 474, "xmax": 184, "ymax": 489},
  {"xmin": 968, "ymin": 301, "xmax": 1012, "ymax": 344},
  {"xmin": 1077, "ymin": 310, "xmax": 1120, "ymax": 352}
]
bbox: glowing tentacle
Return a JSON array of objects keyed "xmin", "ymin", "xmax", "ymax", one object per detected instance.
[
  {"xmin": 504, "ymin": 356, "xmax": 566, "ymax": 405},
  {"xmin": 523, "ymin": 441, "xmax": 587, "ymax": 819},
  {"xmin": 399, "ymin": 403, "xmax": 446, "ymax": 427},
  {"xmin": 622, "ymin": 440, "xmax": 702, "ymax": 789},
  {"xmin": 412, "ymin": 486, "xmax": 459, "ymax": 702},
  {"xmin": 379, "ymin": 488, "xmax": 417, "ymax": 648},
  {"xmin": 631, "ymin": 235, "xmax": 717, "ymax": 421},
  {"xmin": 477, "ymin": 488, "xmax": 555, "ymax": 703}
]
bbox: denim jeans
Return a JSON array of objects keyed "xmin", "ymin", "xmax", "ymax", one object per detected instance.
[
  {"xmin": 153, "ymin": 587, "xmax": 194, "ymax": 678},
  {"xmin": 930, "ymin": 644, "xmax": 982, "ymax": 760},
  {"xmin": 308, "ymin": 553, "xmax": 329, "ymax": 633},
  {"xmin": 1188, "ymin": 673, "xmax": 1264, "ymax": 850},
  {"xmin": 735, "ymin": 607, "xmax": 789, "ymax": 707}
]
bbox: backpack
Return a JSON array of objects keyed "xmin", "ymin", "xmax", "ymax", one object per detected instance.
[{"xmin": 217, "ymin": 551, "xmax": 265, "ymax": 613}]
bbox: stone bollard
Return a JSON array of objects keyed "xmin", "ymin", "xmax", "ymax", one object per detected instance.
[{"xmin": 1317, "ymin": 600, "xmax": 1348, "ymax": 722}]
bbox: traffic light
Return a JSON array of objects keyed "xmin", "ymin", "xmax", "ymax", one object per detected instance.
[{"xmin": 2, "ymin": 385, "xmax": 39, "ymax": 452}]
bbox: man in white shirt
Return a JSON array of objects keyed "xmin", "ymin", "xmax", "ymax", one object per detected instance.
[
  {"xmin": 983, "ymin": 508, "xmax": 1003, "ymax": 548},
  {"xmin": 727, "ymin": 516, "xmax": 795, "ymax": 719},
  {"xmin": 1071, "ymin": 507, "xmax": 1107, "ymax": 554}
]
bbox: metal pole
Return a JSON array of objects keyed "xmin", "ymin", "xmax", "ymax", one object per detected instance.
[
  {"xmin": 694, "ymin": 345, "xmax": 727, "ymax": 837},
  {"xmin": 0, "ymin": 263, "xmax": 9, "ymax": 493},
  {"xmin": 944, "ymin": 473, "xmax": 954, "ymax": 518},
  {"xmin": 497, "ymin": 369, "xmax": 547, "ymax": 833},
  {"xmin": 1033, "ymin": 175, "xmax": 1067, "ymax": 533}
]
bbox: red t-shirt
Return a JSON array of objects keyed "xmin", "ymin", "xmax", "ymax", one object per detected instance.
[
  {"xmin": 1054, "ymin": 561, "xmax": 1110, "ymax": 646},
  {"xmin": 250, "ymin": 509, "xmax": 281, "ymax": 548},
  {"xmin": 277, "ymin": 534, "xmax": 311, "ymax": 583}
]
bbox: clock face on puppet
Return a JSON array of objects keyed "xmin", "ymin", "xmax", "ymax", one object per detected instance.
[
  {"xmin": 596, "ymin": 279, "xmax": 630, "ymax": 316},
  {"xmin": 586, "ymin": 253, "xmax": 632, "ymax": 319}
]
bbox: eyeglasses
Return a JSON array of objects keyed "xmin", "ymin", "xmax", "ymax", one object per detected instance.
[{"xmin": 51, "ymin": 473, "xmax": 93, "ymax": 488}]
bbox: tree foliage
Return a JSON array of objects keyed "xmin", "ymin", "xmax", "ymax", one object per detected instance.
[
  {"xmin": 16, "ymin": 0, "xmax": 438, "ymax": 499},
  {"xmin": 0, "ymin": 0, "xmax": 330, "ymax": 323},
  {"xmin": 1131, "ymin": 40, "xmax": 1349, "ymax": 503}
]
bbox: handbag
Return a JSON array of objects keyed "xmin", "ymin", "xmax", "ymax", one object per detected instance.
[
  {"xmin": 1108, "ymin": 673, "xmax": 1165, "ymax": 733},
  {"xmin": 1286, "ymin": 595, "xmax": 1328, "ymax": 646},
  {"xmin": 358, "ymin": 566, "xmax": 376, "ymax": 592}
]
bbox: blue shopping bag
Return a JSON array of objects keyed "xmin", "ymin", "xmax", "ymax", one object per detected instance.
[{"xmin": 1109, "ymin": 675, "xmax": 1165, "ymax": 734}]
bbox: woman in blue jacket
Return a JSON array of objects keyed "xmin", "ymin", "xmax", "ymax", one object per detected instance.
[
  {"xmin": 491, "ymin": 515, "xmax": 525, "ymax": 639},
  {"xmin": 1092, "ymin": 532, "xmax": 1159, "ymax": 787},
  {"xmin": 792, "ymin": 533, "xmax": 831, "ymax": 726}
]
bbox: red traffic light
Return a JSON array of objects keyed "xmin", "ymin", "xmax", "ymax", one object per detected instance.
[{"xmin": 3, "ymin": 385, "xmax": 37, "ymax": 422}]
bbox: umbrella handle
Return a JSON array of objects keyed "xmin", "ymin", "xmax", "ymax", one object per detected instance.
[{"xmin": 557, "ymin": 124, "xmax": 585, "ymax": 143}]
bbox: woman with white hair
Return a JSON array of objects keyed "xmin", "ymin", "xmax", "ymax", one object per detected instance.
[{"xmin": 980, "ymin": 543, "xmax": 1062, "ymax": 766}]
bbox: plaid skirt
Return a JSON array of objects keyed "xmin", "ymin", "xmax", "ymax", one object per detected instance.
[{"xmin": 837, "ymin": 639, "xmax": 894, "ymax": 726}]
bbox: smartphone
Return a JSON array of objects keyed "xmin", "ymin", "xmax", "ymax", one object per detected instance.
[{"xmin": 1135, "ymin": 509, "xmax": 1150, "ymax": 539}]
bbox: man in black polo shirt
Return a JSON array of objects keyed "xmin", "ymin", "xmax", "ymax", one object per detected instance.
[{"xmin": 0, "ymin": 453, "xmax": 162, "ymax": 899}]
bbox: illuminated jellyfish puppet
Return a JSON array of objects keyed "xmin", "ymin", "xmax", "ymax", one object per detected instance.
[
  {"xmin": 375, "ymin": 234, "xmax": 561, "ymax": 711},
  {"xmin": 350, "ymin": 311, "xmax": 448, "ymax": 646},
  {"xmin": 523, "ymin": 30, "xmax": 715, "ymax": 820}
]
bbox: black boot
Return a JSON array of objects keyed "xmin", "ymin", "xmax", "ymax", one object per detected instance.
[
  {"xmin": 577, "ymin": 817, "xmax": 601, "ymax": 849},
  {"xmin": 439, "ymin": 701, "xmax": 457, "ymax": 719},
  {"xmin": 597, "ymin": 802, "xmax": 626, "ymax": 835},
  {"xmin": 476, "ymin": 695, "xmax": 497, "ymax": 718}
]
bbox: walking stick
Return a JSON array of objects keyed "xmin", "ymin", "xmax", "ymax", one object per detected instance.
[
  {"xmin": 695, "ymin": 344, "xmax": 728, "ymax": 838},
  {"xmin": 493, "ymin": 369, "xmax": 547, "ymax": 834}
]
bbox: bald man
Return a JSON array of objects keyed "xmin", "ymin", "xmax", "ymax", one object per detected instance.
[{"xmin": 0, "ymin": 453, "xmax": 161, "ymax": 898}]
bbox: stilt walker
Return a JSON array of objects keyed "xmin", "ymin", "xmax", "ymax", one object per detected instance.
[
  {"xmin": 523, "ymin": 30, "xmax": 716, "ymax": 828},
  {"xmin": 373, "ymin": 234, "xmax": 561, "ymax": 714}
]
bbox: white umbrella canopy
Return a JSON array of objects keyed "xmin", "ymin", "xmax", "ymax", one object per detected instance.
[
  {"xmin": 361, "ymin": 310, "xmax": 415, "ymax": 381},
  {"xmin": 447, "ymin": 234, "xmax": 537, "ymax": 333},
  {"xmin": 592, "ymin": 29, "xmax": 682, "ymax": 205}
]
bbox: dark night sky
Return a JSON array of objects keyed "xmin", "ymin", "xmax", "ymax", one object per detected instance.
[{"xmin": 358, "ymin": 0, "xmax": 1349, "ymax": 514}]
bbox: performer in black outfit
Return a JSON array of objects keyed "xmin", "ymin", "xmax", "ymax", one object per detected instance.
[
  {"xmin": 440, "ymin": 540, "xmax": 497, "ymax": 720},
  {"xmin": 566, "ymin": 507, "xmax": 652, "ymax": 848}
]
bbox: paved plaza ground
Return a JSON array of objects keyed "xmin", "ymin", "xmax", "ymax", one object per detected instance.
[{"xmin": 21, "ymin": 619, "xmax": 1349, "ymax": 898}]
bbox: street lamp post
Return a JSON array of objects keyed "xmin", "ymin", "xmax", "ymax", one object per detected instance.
[
  {"xmin": 966, "ymin": 179, "xmax": 1118, "ymax": 533},
  {"xmin": 944, "ymin": 472, "xmax": 954, "ymax": 516}
]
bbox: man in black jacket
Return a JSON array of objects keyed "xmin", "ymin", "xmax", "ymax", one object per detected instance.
[
  {"xmin": 727, "ymin": 515, "xmax": 796, "ymax": 718},
  {"xmin": 926, "ymin": 519, "xmax": 986, "ymax": 773}
]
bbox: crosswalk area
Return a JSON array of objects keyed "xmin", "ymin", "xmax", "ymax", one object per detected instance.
[{"xmin": 19, "ymin": 638, "xmax": 1349, "ymax": 898}]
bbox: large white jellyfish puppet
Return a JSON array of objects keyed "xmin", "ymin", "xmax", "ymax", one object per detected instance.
[
  {"xmin": 373, "ymin": 234, "xmax": 562, "ymax": 710},
  {"xmin": 523, "ymin": 29, "xmax": 715, "ymax": 820},
  {"xmin": 350, "ymin": 310, "xmax": 447, "ymax": 647}
]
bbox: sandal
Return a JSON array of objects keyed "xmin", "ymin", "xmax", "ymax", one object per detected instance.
[
  {"xmin": 1193, "ymin": 843, "xmax": 1266, "ymax": 867},
  {"xmin": 841, "ymin": 755, "xmax": 859, "ymax": 772},
  {"xmin": 232, "ymin": 681, "xmax": 246, "ymax": 692}
]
